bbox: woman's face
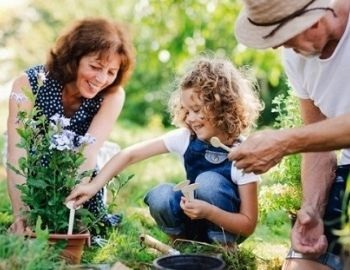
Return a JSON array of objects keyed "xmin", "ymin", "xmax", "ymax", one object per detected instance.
[
  {"xmin": 75, "ymin": 53, "xmax": 121, "ymax": 98},
  {"xmin": 181, "ymin": 88, "xmax": 226, "ymax": 142}
]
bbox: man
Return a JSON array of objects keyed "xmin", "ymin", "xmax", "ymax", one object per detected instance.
[{"xmin": 232, "ymin": 0, "xmax": 350, "ymax": 269}]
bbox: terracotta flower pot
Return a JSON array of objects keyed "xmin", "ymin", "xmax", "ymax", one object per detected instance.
[{"xmin": 27, "ymin": 232, "xmax": 90, "ymax": 264}]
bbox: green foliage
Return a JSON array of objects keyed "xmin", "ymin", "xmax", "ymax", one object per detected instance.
[
  {"xmin": 268, "ymin": 91, "xmax": 302, "ymax": 188},
  {"xmin": 271, "ymin": 90, "xmax": 302, "ymax": 129},
  {"xmin": 8, "ymin": 87, "xmax": 95, "ymax": 233},
  {"xmin": 260, "ymin": 91, "xmax": 302, "ymax": 226},
  {"xmin": 259, "ymin": 184, "xmax": 300, "ymax": 224},
  {"xmin": 0, "ymin": 224, "xmax": 65, "ymax": 270},
  {"xmin": 107, "ymin": 173, "xmax": 134, "ymax": 212},
  {"xmin": 222, "ymin": 247, "xmax": 257, "ymax": 270},
  {"xmin": 334, "ymin": 177, "xmax": 350, "ymax": 251}
]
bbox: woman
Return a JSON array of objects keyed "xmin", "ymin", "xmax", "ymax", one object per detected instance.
[{"xmin": 7, "ymin": 17, "xmax": 135, "ymax": 235}]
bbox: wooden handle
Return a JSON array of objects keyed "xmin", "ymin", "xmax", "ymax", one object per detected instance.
[{"xmin": 140, "ymin": 234, "xmax": 180, "ymax": 255}]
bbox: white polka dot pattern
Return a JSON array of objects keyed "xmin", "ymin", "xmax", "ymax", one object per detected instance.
[{"xmin": 25, "ymin": 65, "xmax": 121, "ymax": 233}]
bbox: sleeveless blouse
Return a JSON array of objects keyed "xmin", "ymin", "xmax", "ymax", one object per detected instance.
[{"xmin": 25, "ymin": 65, "xmax": 121, "ymax": 235}]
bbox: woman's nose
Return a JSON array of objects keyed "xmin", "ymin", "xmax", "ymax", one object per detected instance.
[{"xmin": 95, "ymin": 71, "xmax": 107, "ymax": 84}]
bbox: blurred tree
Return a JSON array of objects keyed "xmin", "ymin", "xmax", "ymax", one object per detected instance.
[{"xmin": 0, "ymin": 0, "xmax": 288, "ymax": 127}]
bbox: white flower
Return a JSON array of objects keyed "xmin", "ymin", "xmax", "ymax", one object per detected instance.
[
  {"xmin": 50, "ymin": 114, "xmax": 71, "ymax": 128},
  {"xmin": 36, "ymin": 68, "xmax": 48, "ymax": 87},
  {"xmin": 78, "ymin": 133, "xmax": 96, "ymax": 146},
  {"xmin": 50, "ymin": 130, "xmax": 76, "ymax": 151}
]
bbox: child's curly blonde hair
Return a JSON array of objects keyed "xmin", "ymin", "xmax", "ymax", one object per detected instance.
[{"xmin": 169, "ymin": 56, "xmax": 263, "ymax": 139}]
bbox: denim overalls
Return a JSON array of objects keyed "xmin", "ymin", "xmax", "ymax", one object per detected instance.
[{"xmin": 144, "ymin": 138, "xmax": 242, "ymax": 244}]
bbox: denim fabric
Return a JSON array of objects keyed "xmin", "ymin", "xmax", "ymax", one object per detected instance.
[
  {"xmin": 144, "ymin": 171, "xmax": 242, "ymax": 244},
  {"xmin": 184, "ymin": 138, "xmax": 234, "ymax": 185},
  {"xmin": 324, "ymin": 164, "xmax": 350, "ymax": 255}
]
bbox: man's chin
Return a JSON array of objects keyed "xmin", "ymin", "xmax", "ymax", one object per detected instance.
[{"xmin": 300, "ymin": 53, "xmax": 320, "ymax": 59}]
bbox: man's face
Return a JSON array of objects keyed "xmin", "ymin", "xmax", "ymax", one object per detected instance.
[{"xmin": 274, "ymin": 23, "xmax": 327, "ymax": 58}]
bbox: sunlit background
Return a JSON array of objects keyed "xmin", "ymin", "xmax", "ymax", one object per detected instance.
[{"xmin": 0, "ymin": 0, "xmax": 287, "ymax": 130}]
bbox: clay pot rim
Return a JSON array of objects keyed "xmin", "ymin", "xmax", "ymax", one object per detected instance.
[{"xmin": 24, "ymin": 231, "xmax": 90, "ymax": 240}]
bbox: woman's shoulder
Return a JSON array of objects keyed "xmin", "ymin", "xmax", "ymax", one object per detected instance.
[
  {"xmin": 25, "ymin": 65, "xmax": 46, "ymax": 78},
  {"xmin": 12, "ymin": 73, "xmax": 30, "ymax": 92},
  {"xmin": 24, "ymin": 65, "xmax": 47, "ymax": 93}
]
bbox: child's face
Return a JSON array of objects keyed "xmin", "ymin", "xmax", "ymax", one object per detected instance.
[{"xmin": 181, "ymin": 88, "xmax": 226, "ymax": 142}]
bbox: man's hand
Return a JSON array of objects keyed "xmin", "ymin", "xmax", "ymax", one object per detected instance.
[
  {"xmin": 228, "ymin": 129, "xmax": 288, "ymax": 174},
  {"xmin": 291, "ymin": 207, "xmax": 328, "ymax": 257},
  {"xmin": 180, "ymin": 197, "xmax": 213, "ymax": 220}
]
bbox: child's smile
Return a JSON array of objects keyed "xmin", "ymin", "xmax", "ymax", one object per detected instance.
[{"xmin": 181, "ymin": 88, "xmax": 227, "ymax": 143}]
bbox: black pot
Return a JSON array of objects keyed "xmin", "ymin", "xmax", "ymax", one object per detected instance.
[{"xmin": 153, "ymin": 254, "xmax": 225, "ymax": 270}]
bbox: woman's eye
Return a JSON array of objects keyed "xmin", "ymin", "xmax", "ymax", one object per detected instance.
[{"xmin": 90, "ymin": 65, "xmax": 100, "ymax": 70}]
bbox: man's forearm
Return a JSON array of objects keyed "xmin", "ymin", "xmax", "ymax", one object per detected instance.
[
  {"xmin": 300, "ymin": 152, "xmax": 337, "ymax": 216},
  {"xmin": 283, "ymin": 113, "xmax": 350, "ymax": 154}
]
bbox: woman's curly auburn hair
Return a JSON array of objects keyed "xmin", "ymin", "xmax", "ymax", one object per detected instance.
[
  {"xmin": 169, "ymin": 56, "xmax": 263, "ymax": 139},
  {"xmin": 46, "ymin": 17, "xmax": 135, "ymax": 94}
]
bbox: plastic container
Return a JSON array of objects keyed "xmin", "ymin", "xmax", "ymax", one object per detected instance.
[{"xmin": 153, "ymin": 254, "xmax": 225, "ymax": 270}]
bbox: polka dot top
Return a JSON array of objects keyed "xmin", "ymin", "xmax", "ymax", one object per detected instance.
[{"xmin": 25, "ymin": 65, "xmax": 104, "ymax": 136}]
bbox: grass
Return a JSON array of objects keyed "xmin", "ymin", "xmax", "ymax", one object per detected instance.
[{"xmin": 0, "ymin": 99, "xmax": 290, "ymax": 269}]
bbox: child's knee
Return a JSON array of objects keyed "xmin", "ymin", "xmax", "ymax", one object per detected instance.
[{"xmin": 144, "ymin": 183, "xmax": 181, "ymax": 213}]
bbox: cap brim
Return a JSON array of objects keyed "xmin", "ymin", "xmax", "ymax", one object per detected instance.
[{"xmin": 234, "ymin": 0, "xmax": 330, "ymax": 49}]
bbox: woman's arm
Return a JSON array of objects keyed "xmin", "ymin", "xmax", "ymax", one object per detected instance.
[
  {"xmin": 7, "ymin": 74, "xmax": 34, "ymax": 233},
  {"xmin": 79, "ymin": 88, "xmax": 125, "ymax": 182},
  {"xmin": 181, "ymin": 182, "xmax": 258, "ymax": 237},
  {"xmin": 67, "ymin": 136, "xmax": 169, "ymax": 206}
]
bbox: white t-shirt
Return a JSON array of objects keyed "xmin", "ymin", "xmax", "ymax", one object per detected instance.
[
  {"xmin": 282, "ymin": 14, "xmax": 350, "ymax": 165},
  {"xmin": 161, "ymin": 128, "xmax": 259, "ymax": 185}
]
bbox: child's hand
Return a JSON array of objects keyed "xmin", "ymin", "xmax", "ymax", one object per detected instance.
[
  {"xmin": 180, "ymin": 197, "xmax": 214, "ymax": 220},
  {"xmin": 65, "ymin": 182, "xmax": 99, "ymax": 208}
]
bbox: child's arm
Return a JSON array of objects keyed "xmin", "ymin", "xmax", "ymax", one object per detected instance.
[
  {"xmin": 180, "ymin": 182, "xmax": 258, "ymax": 237},
  {"xmin": 66, "ymin": 137, "xmax": 168, "ymax": 207}
]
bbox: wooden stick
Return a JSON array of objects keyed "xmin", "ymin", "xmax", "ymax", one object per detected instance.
[{"xmin": 210, "ymin": 137, "xmax": 231, "ymax": 152}]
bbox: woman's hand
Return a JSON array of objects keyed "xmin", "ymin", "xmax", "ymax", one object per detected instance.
[
  {"xmin": 180, "ymin": 197, "xmax": 214, "ymax": 220},
  {"xmin": 65, "ymin": 182, "xmax": 99, "ymax": 208}
]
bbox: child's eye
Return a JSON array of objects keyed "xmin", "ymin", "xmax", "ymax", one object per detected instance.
[{"xmin": 192, "ymin": 107, "xmax": 200, "ymax": 113}]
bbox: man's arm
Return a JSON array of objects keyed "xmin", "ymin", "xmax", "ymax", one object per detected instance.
[
  {"xmin": 291, "ymin": 98, "xmax": 336, "ymax": 256},
  {"xmin": 228, "ymin": 111, "xmax": 350, "ymax": 174},
  {"xmin": 298, "ymin": 99, "xmax": 337, "ymax": 214},
  {"xmin": 283, "ymin": 112, "xmax": 350, "ymax": 153}
]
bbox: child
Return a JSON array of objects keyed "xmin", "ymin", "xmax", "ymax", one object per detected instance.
[{"xmin": 66, "ymin": 56, "xmax": 263, "ymax": 245}]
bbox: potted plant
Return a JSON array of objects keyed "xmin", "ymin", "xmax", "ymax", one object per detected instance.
[{"xmin": 8, "ymin": 73, "xmax": 96, "ymax": 264}]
